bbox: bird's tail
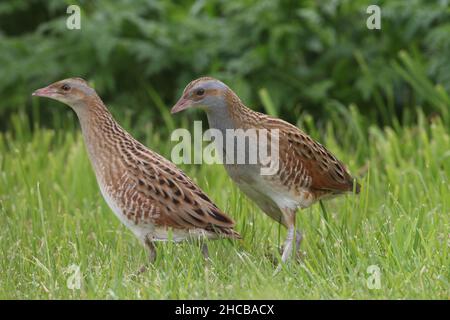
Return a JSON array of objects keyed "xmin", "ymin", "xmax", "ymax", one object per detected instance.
[
  {"xmin": 208, "ymin": 224, "xmax": 242, "ymax": 239},
  {"xmin": 353, "ymin": 179, "xmax": 361, "ymax": 194}
]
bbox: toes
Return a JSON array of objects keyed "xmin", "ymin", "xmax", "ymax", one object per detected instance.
[{"xmin": 137, "ymin": 265, "xmax": 148, "ymax": 274}]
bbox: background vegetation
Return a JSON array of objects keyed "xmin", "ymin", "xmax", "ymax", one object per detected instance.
[
  {"xmin": 1, "ymin": 0, "xmax": 450, "ymax": 127},
  {"xmin": 0, "ymin": 0, "xmax": 448, "ymax": 299}
]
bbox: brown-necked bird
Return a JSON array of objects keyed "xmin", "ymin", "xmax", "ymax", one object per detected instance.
[
  {"xmin": 172, "ymin": 77, "xmax": 360, "ymax": 269},
  {"xmin": 32, "ymin": 78, "xmax": 240, "ymax": 267}
]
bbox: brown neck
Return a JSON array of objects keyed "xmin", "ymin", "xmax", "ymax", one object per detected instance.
[
  {"xmin": 225, "ymin": 90, "xmax": 261, "ymax": 127},
  {"xmin": 74, "ymin": 96, "xmax": 130, "ymax": 176}
]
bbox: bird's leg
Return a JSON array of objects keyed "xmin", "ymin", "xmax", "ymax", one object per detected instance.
[
  {"xmin": 145, "ymin": 236, "xmax": 157, "ymax": 264},
  {"xmin": 295, "ymin": 229, "xmax": 304, "ymax": 260},
  {"xmin": 197, "ymin": 236, "xmax": 210, "ymax": 260},
  {"xmin": 295, "ymin": 230, "xmax": 303, "ymax": 250},
  {"xmin": 280, "ymin": 229, "xmax": 303, "ymax": 255},
  {"xmin": 201, "ymin": 242, "xmax": 210, "ymax": 260},
  {"xmin": 137, "ymin": 235, "xmax": 156, "ymax": 274},
  {"xmin": 274, "ymin": 208, "xmax": 296, "ymax": 274},
  {"xmin": 281, "ymin": 225, "xmax": 295, "ymax": 263}
]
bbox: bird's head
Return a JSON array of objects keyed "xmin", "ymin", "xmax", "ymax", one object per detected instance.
[
  {"xmin": 32, "ymin": 77, "xmax": 97, "ymax": 109},
  {"xmin": 171, "ymin": 77, "xmax": 230, "ymax": 114}
]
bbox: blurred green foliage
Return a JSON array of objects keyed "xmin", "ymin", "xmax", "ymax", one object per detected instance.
[{"xmin": 0, "ymin": 0, "xmax": 449, "ymax": 129}]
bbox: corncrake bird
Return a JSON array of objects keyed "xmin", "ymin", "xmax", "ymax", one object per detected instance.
[
  {"xmin": 32, "ymin": 78, "xmax": 240, "ymax": 270},
  {"xmin": 172, "ymin": 77, "xmax": 360, "ymax": 270}
]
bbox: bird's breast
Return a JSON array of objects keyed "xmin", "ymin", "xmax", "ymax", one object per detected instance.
[{"xmin": 225, "ymin": 163, "xmax": 316, "ymax": 210}]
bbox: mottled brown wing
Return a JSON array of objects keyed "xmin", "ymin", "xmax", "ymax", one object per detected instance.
[
  {"xmin": 124, "ymin": 143, "xmax": 240, "ymax": 238},
  {"xmin": 258, "ymin": 116, "xmax": 359, "ymax": 194}
]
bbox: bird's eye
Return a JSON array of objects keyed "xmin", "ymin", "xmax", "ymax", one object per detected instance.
[
  {"xmin": 61, "ymin": 84, "xmax": 71, "ymax": 91},
  {"xmin": 196, "ymin": 88, "xmax": 205, "ymax": 96}
]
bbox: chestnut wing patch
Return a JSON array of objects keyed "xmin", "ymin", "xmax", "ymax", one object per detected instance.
[
  {"xmin": 261, "ymin": 117, "xmax": 359, "ymax": 194},
  {"xmin": 131, "ymin": 158, "xmax": 236, "ymax": 234}
]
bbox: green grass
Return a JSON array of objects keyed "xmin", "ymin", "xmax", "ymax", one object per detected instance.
[{"xmin": 0, "ymin": 108, "xmax": 448, "ymax": 299}]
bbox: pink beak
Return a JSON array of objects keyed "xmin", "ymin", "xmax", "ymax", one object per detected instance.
[
  {"xmin": 32, "ymin": 86, "xmax": 56, "ymax": 98},
  {"xmin": 171, "ymin": 98, "xmax": 191, "ymax": 114}
]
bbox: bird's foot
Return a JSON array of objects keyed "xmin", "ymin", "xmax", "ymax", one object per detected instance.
[
  {"xmin": 138, "ymin": 264, "xmax": 148, "ymax": 274},
  {"xmin": 273, "ymin": 226, "xmax": 297, "ymax": 275},
  {"xmin": 129, "ymin": 264, "xmax": 149, "ymax": 279},
  {"xmin": 264, "ymin": 249, "xmax": 279, "ymax": 267},
  {"xmin": 265, "ymin": 245, "xmax": 305, "ymax": 269},
  {"xmin": 278, "ymin": 245, "xmax": 305, "ymax": 262}
]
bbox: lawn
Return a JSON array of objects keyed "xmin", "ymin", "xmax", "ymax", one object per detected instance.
[{"xmin": 0, "ymin": 105, "xmax": 448, "ymax": 299}]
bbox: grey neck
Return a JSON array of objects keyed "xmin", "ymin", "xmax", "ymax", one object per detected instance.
[{"xmin": 205, "ymin": 105, "xmax": 236, "ymax": 133}]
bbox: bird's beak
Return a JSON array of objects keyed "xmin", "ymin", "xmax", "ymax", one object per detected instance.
[
  {"xmin": 32, "ymin": 86, "xmax": 57, "ymax": 98},
  {"xmin": 171, "ymin": 98, "xmax": 191, "ymax": 114}
]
